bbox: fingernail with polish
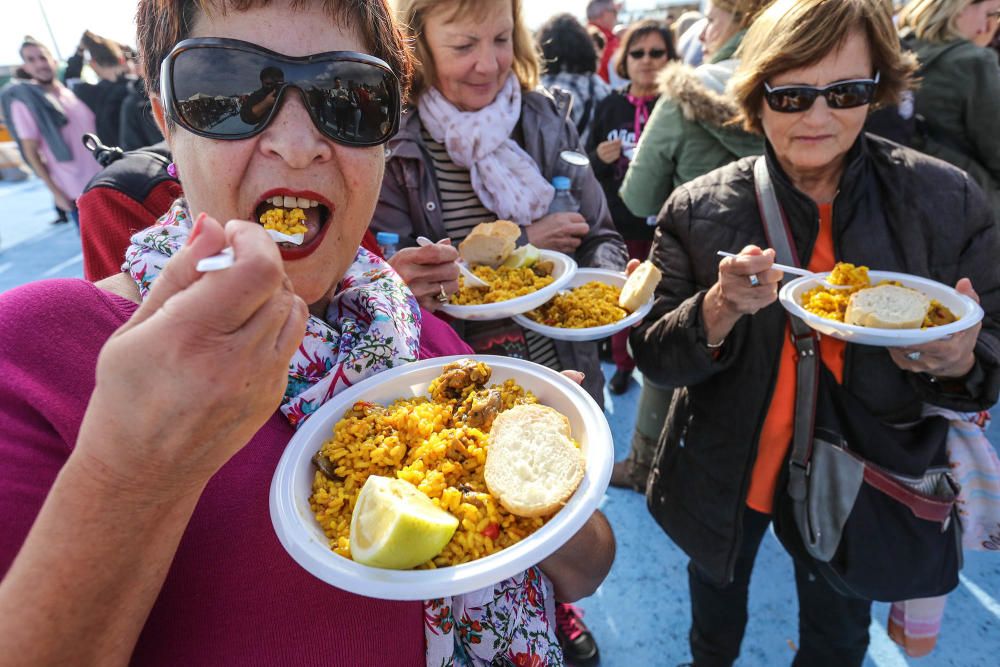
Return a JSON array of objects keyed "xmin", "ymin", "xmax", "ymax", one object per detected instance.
[{"xmin": 188, "ymin": 212, "xmax": 207, "ymax": 245}]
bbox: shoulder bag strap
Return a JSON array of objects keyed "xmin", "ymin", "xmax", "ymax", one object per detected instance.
[{"xmin": 752, "ymin": 157, "xmax": 818, "ymax": 502}]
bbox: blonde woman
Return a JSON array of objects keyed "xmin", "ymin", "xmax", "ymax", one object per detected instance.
[
  {"xmin": 899, "ymin": 0, "xmax": 1000, "ymax": 212},
  {"xmin": 372, "ymin": 0, "xmax": 626, "ymax": 404},
  {"xmin": 630, "ymin": 0, "xmax": 1000, "ymax": 664},
  {"xmin": 371, "ymin": 1, "xmax": 626, "ymax": 661}
]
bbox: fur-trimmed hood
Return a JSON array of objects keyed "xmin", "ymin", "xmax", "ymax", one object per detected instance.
[{"xmin": 656, "ymin": 59, "xmax": 741, "ymax": 128}]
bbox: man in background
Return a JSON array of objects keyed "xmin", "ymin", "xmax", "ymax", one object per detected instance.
[
  {"xmin": 1, "ymin": 37, "xmax": 100, "ymax": 227},
  {"xmin": 587, "ymin": 0, "xmax": 621, "ymax": 83}
]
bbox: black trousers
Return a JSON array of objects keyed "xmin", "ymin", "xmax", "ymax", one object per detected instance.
[{"xmin": 687, "ymin": 507, "xmax": 872, "ymax": 667}]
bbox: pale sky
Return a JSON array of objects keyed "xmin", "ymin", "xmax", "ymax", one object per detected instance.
[{"xmin": 2, "ymin": 0, "xmax": 675, "ymax": 66}]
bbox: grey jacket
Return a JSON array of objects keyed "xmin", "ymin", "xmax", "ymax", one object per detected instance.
[{"xmin": 372, "ymin": 89, "xmax": 628, "ymax": 404}]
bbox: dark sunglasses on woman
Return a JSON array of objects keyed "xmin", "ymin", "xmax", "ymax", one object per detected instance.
[
  {"xmin": 628, "ymin": 48, "xmax": 667, "ymax": 60},
  {"xmin": 160, "ymin": 37, "xmax": 401, "ymax": 146},
  {"xmin": 763, "ymin": 72, "xmax": 880, "ymax": 113}
]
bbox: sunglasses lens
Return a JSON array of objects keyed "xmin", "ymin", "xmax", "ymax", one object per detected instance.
[
  {"xmin": 767, "ymin": 88, "xmax": 817, "ymax": 112},
  {"xmin": 172, "ymin": 48, "xmax": 268, "ymax": 135},
  {"xmin": 629, "ymin": 49, "xmax": 667, "ymax": 59},
  {"xmin": 171, "ymin": 46, "xmax": 399, "ymax": 145},
  {"xmin": 826, "ymin": 82, "xmax": 875, "ymax": 109}
]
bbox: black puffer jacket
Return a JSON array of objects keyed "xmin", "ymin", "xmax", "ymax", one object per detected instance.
[{"xmin": 631, "ymin": 134, "xmax": 1000, "ymax": 585}]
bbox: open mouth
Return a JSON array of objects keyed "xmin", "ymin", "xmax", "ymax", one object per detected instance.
[{"xmin": 252, "ymin": 189, "xmax": 334, "ymax": 258}]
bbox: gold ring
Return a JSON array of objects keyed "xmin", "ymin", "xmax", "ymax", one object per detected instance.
[{"xmin": 748, "ymin": 274, "xmax": 761, "ymax": 287}]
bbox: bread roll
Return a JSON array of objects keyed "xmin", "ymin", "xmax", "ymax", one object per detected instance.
[
  {"xmin": 618, "ymin": 261, "xmax": 662, "ymax": 312},
  {"xmin": 845, "ymin": 284, "xmax": 930, "ymax": 329},
  {"xmin": 484, "ymin": 404, "xmax": 585, "ymax": 518},
  {"xmin": 458, "ymin": 220, "xmax": 521, "ymax": 268}
]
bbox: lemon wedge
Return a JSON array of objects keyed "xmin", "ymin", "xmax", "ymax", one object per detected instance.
[
  {"xmin": 349, "ymin": 475, "xmax": 459, "ymax": 569},
  {"xmin": 502, "ymin": 243, "xmax": 541, "ymax": 268}
]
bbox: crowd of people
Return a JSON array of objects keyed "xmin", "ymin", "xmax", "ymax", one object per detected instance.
[{"xmin": 0, "ymin": 0, "xmax": 998, "ymax": 665}]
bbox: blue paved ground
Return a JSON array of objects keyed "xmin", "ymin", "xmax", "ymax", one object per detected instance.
[{"xmin": 1, "ymin": 176, "xmax": 997, "ymax": 666}]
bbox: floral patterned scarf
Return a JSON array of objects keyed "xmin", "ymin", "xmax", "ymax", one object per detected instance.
[
  {"xmin": 123, "ymin": 200, "xmax": 561, "ymax": 665},
  {"xmin": 123, "ymin": 199, "xmax": 422, "ymax": 428}
]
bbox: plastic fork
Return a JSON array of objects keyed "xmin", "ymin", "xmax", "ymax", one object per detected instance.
[
  {"xmin": 716, "ymin": 250, "xmax": 852, "ymax": 289},
  {"xmin": 415, "ymin": 236, "xmax": 490, "ymax": 288}
]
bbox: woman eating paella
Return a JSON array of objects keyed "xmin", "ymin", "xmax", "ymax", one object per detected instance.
[
  {"xmin": 0, "ymin": 1, "xmax": 614, "ymax": 665},
  {"xmin": 630, "ymin": 0, "xmax": 1000, "ymax": 664}
]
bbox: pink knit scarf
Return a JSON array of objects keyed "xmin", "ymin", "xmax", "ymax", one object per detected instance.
[{"xmin": 418, "ymin": 74, "xmax": 554, "ymax": 225}]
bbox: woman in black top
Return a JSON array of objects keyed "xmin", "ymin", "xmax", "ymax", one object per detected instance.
[{"xmin": 586, "ymin": 19, "xmax": 676, "ymax": 394}]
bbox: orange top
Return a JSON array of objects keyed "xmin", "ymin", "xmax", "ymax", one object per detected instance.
[{"xmin": 746, "ymin": 203, "xmax": 846, "ymax": 514}]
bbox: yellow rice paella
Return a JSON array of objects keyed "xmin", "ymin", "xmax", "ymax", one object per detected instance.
[
  {"xmin": 524, "ymin": 281, "xmax": 627, "ymax": 328},
  {"xmin": 800, "ymin": 262, "xmax": 957, "ymax": 327},
  {"xmin": 449, "ymin": 265, "xmax": 555, "ymax": 305},
  {"xmin": 309, "ymin": 360, "xmax": 552, "ymax": 568}
]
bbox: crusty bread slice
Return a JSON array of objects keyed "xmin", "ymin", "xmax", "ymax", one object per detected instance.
[
  {"xmin": 484, "ymin": 404, "xmax": 585, "ymax": 518},
  {"xmin": 458, "ymin": 220, "xmax": 521, "ymax": 268},
  {"xmin": 845, "ymin": 284, "xmax": 930, "ymax": 329},
  {"xmin": 618, "ymin": 261, "xmax": 662, "ymax": 312}
]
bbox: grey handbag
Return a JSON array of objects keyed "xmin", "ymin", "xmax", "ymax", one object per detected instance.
[{"xmin": 753, "ymin": 156, "xmax": 963, "ymax": 601}]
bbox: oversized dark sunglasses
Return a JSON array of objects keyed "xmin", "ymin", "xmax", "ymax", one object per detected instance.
[
  {"xmin": 763, "ymin": 72, "xmax": 880, "ymax": 113},
  {"xmin": 160, "ymin": 37, "xmax": 401, "ymax": 146},
  {"xmin": 628, "ymin": 48, "xmax": 668, "ymax": 60}
]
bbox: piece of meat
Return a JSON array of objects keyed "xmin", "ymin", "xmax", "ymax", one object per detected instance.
[
  {"xmin": 533, "ymin": 260, "xmax": 554, "ymax": 276},
  {"xmin": 467, "ymin": 388, "xmax": 502, "ymax": 430},
  {"xmin": 312, "ymin": 452, "xmax": 341, "ymax": 480},
  {"xmin": 440, "ymin": 359, "xmax": 492, "ymax": 390}
]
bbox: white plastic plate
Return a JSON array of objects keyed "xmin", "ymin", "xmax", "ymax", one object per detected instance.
[
  {"xmin": 511, "ymin": 268, "xmax": 653, "ymax": 342},
  {"xmin": 269, "ymin": 355, "xmax": 613, "ymax": 600},
  {"xmin": 436, "ymin": 251, "xmax": 577, "ymax": 321},
  {"xmin": 778, "ymin": 271, "xmax": 984, "ymax": 347}
]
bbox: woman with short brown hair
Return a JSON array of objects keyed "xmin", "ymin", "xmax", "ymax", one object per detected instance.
[{"xmin": 631, "ymin": 0, "xmax": 1000, "ymax": 664}]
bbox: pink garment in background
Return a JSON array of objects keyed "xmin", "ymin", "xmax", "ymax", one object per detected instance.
[
  {"xmin": 9, "ymin": 86, "xmax": 101, "ymax": 201},
  {"xmin": 0, "ymin": 279, "xmax": 472, "ymax": 665}
]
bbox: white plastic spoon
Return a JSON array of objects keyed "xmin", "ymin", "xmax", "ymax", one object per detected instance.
[
  {"xmin": 415, "ymin": 235, "xmax": 490, "ymax": 288},
  {"xmin": 195, "ymin": 228, "xmax": 304, "ymax": 273}
]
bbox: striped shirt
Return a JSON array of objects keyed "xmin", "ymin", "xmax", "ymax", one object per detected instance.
[
  {"xmin": 422, "ymin": 129, "xmax": 561, "ymax": 371},
  {"xmin": 422, "ymin": 129, "xmax": 496, "ymax": 244}
]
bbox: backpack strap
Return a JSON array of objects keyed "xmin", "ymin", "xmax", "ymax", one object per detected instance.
[
  {"xmin": 752, "ymin": 156, "xmax": 818, "ymax": 503},
  {"xmin": 81, "ymin": 134, "xmax": 175, "ymax": 201}
]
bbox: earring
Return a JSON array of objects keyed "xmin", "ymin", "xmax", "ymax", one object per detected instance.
[{"xmin": 167, "ymin": 162, "xmax": 178, "ymax": 179}]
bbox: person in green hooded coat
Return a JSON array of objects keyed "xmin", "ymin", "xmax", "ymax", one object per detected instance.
[{"xmin": 898, "ymin": 0, "xmax": 1000, "ymax": 214}]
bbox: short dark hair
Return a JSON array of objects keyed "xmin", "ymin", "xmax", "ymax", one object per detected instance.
[
  {"xmin": 19, "ymin": 36, "xmax": 49, "ymax": 60},
  {"xmin": 537, "ymin": 13, "xmax": 599, "ymax": 75},
  {"xmin": 614, "ymin": 19, "xmax": 676, "ymax": 80},
  {"xmin": 586, "ymin": 0, "xmax": 614, "ymax": 21},
  {"xmin": 587, "ymin": 24, "xmax": 606, "ymax": 52},
  {"xmin": 82, "ymin": 30, "xmax": 125, "ymax": 68},
  {"xmin": 137, "ymin": 0, "xmax": 413, "ymax": 101}
]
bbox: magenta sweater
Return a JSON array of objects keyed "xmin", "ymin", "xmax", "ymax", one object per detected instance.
[{"xmin": 0, "ymin": 279, "xmax": 473, "ymax": 666}]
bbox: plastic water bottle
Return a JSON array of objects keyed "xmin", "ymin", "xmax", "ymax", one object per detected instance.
[
  {"xmin": 548, "ymin": 176, "xmax": 580, "ymax": 214},
  {"xmin": 375, "ymin": 231, "xmax": 399, "ymax": 258}
]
